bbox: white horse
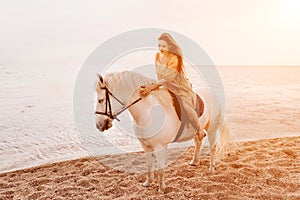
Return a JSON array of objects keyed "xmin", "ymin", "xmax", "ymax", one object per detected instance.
[{"xmin": 94, "ymin": 71, "xmax": 231, "ymax": 193}]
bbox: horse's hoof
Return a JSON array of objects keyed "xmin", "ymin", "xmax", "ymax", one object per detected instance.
[
  {"xmin": 209, "ymin": 165, "xmax": 215, "ymax": 172},
  {"xmin": 189, "ymin": 160, "xmax": 198, "ymax": 166},
  {"xmin": 142, "ymin": 181, "xmax": 151, "ymax": 187},
  {"xmin": 158, "ymin": 188, "xmax": 165, "ymax": 194}
]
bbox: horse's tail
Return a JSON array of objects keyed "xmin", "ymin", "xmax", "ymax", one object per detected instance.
[
  {"xmin": 215, "ymin": 120, "xmax": 239, "ymax": 160},
  {"xmin": 216, "ymin": 121, "xmax": 231, "ymax": 154}
]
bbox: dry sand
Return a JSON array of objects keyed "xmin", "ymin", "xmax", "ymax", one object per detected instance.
[{"xmin": 0, "ymin": 136, "xmax": 299, "ymax": 199}]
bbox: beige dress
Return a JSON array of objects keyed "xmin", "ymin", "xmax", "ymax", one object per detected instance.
[
  {"xmin": 155, "ymin": 52, "xmax": 198, "ymax": 142},
  {"xmin": 155, "ymin": 53, "xmax": 196, "ymax": 109}
]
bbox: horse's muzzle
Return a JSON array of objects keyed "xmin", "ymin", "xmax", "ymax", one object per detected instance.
[
  {"xmin": 96, "ymin": 123, "xmax": 103, "ymax": 131},
  {"xmin": 96, "ymin": 119, "xmax": 112, "ymax": 132}
]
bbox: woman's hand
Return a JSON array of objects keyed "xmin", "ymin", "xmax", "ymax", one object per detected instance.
[
  {"xmin": 139, "ymin": 84, "xmax": 158, "ymax": 97},
  {"xmin": 139, "ymin": 85, "xmax": 151, "ymax": 97}
]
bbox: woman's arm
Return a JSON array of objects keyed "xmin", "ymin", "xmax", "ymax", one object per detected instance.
[
  {"xmin": 139, "ymin": 82, "xmax": 161, "ymax": 97},
  {"xmin": 139, "ymin": 54, "xmax": 179, "ymax": 97}
]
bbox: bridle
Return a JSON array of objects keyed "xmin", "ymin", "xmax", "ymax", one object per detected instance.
[{"xmin": 94, "ymin": 84, "xmax": 142, "ymax": 121}]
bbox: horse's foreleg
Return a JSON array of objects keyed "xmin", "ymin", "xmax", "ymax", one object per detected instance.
[
  {"xmin": 156, "ymin": 147, "xmax": 166, "ymax": 193},
  {"xmin": 210, "ymin": 145, "xmax": 217, "ymax": 171},
  {"xmin": 143, "ymin": 152, "xmax": 154, "ymax": 187},
  {"xmin": 189, "ymin": 128, "xmax": 205, "ymax": 166}
]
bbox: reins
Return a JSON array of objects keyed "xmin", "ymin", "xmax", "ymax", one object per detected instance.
[{"xmin": 94, "ymin": 85, "xmax": 142, "ymax": 121}]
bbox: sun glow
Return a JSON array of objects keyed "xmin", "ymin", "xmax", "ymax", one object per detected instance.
[{"xmin": 276, "ymin": 0, "xmax": 300, "ymax": 27}]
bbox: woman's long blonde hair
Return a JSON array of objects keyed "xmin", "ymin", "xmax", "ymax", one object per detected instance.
[{"xmin": 158, "ymin": 33, "xmax": 184, "ymax": 74}]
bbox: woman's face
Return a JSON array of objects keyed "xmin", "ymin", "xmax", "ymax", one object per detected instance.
[{"xmin": 158, "ymin": 40, "xmax": 169, "ymax": 54}]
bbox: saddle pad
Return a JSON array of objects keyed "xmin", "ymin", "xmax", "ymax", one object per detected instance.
[
  {"xmin": 169, "ymin": 91, "xmax": 182, "ymax": 120},
  {"xmin": 196, "ymin": 94, "xmax": 204, "ymax": 117},
  {"xmin": 168, "ymin": 91, "xmax": 205, "ymax": 143},
  {"xmin": 169, "ymin": 91, "xmax": 204, "ymax": 121}
]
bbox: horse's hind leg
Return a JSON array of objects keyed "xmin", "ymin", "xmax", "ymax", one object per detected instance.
[
  {"xmin": 142, "ymin": 151, "xmax": 154, "ymax": 187},
  {"xmin": 189, "ymin": 129, "xmax": 205, "ymax": 166},
  {"xmin": 156, "ymin": 147, "xmax": 167, "ymax": 194},
  {"xmin": 207, "ymin": 124, "xmax": 218, "ymax": 172}
]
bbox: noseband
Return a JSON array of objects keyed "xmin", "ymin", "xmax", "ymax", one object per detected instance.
[{"xmin": 94, "ymin": 84, "xmax": 142, "ymax": 121}]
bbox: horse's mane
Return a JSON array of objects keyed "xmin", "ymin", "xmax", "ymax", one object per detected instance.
[{"xmin": 104, "ymin": 71, "xmax": 173, "ymax": 111}]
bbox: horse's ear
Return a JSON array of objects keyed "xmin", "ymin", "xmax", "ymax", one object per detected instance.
[{"xmin": 97, "ymin": 74, "xmax": 104, "ymax": 83}]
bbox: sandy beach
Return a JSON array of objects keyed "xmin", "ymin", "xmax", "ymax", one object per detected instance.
[
  {"xmin": 1, "ymin": 65, "xmax": 300, "ymax": 199},
  {"xmin": 0, "ymin": 136, "xmax": 299, "ymax": 199}
]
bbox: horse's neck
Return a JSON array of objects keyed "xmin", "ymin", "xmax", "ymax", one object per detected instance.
[
  {"xmin": 106, "ymin": 71, "xmax": 175, "ymax": 127},
  {"xmin": 107, "ymin": 71, "xmax": 155, "ymax": 104}
]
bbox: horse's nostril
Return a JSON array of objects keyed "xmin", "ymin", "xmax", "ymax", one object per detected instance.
[{"xmin": 96, "ymin": 123, "xmax": 101, "ymax": 130}]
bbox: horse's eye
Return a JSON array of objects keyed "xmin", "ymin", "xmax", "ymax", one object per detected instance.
[{"xmin": 98, "ymin": 99, "xmax": 104, "ymax": 104}]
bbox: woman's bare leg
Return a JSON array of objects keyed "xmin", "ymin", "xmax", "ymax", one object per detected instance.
[{"xmin": 181, "ymin": 101, "xmax": 206, "ymax": 140}]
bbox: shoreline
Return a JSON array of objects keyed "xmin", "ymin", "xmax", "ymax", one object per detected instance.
[{"xmin": 1, "ymin": 133, "xmax": 299, "ymax": 174}]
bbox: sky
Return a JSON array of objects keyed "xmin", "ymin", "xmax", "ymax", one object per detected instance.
[{"xmin": 0, "ymin": 0, "xmax": 300, "ymax": 67}]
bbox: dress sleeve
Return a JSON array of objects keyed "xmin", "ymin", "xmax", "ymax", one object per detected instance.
[{"xmin": 167, "ymin": 56, "xmax": 179, "ymax": 71}]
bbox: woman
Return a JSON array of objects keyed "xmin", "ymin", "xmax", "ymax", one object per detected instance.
[{"xmin": 139, "ymin": 32, "xmax": 205, "ymax": 141}]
